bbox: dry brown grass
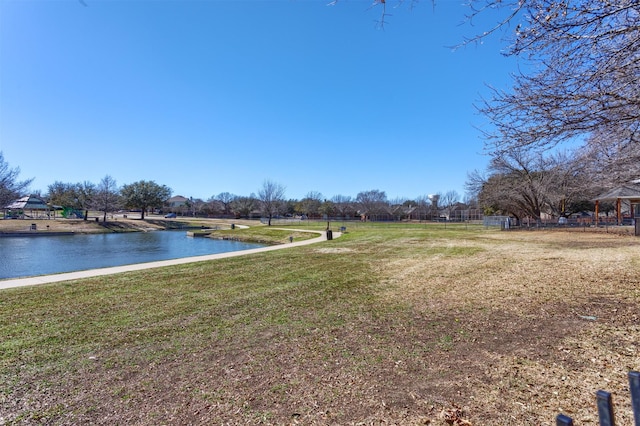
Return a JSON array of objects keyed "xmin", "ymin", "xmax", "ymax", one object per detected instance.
[
  {"xmin": 1, "ymin": 225, "xmax": 639, "ymax": 425},
  {"xmin": 371, "ymin": 230, "xmax": 640, "ymax": 425}
]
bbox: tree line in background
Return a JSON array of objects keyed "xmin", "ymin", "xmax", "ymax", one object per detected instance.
[
  {"xmin": 0, "ymin": 147, "xmax": 624, "ymax": 226},
  {"xmin": 1, "ymin": 153, "xmax": 475, "ymax": 224},
  {"xmin": 465, "ymin": 149, "xmax": 618, "ymax": 223}
]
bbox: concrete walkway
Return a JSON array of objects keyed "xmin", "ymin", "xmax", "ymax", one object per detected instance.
[{"xmin": 0, "ymin": 229, "xmax": 340, "ymax": 291}]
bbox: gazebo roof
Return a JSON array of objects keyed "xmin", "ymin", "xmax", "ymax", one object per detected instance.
[
  {"xmin": 4, "ymin": 195, "xmax": 50, "ymax": 210},
  {"xmin": 596, "ymin": 181, "xmax": 640, "ymax": 201}
]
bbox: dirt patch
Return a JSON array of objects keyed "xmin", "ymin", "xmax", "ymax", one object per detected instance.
[{"xmin": 315, "ymin": 247, "xmax": 355, "ymax": 254}]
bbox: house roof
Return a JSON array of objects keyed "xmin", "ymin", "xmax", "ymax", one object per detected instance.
[
  {"xmin": 4, "ymin": 195, "xmax": 50, "ymax": 210},
  {"xmin": 167, "ymin": 196, "xmax": 189, "ymax": 203},
  {"xmin": 596, "ymin": 181, "xmax": 640, "ymax": 201}
]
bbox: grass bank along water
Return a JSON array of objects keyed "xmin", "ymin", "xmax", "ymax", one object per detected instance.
[
  {"xmin": 0, "ymin": 216, "xmax": 231, "ymax": 235},
  {"xmin": 1, "ymin": 223, "xmax": 639, "ymax": 424}
]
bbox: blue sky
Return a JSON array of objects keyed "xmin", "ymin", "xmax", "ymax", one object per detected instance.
[{"xmin": 0, "ymin": 0, "xmax": 520, "ymax": 202}]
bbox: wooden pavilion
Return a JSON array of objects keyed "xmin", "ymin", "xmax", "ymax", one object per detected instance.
[
  {"xmin": 594, "ymin": 180, "xmax": 640, "ymax": 226},
  {"xmin": 3, "ymin": 195, "xmax": 51, "ymax": 219}
]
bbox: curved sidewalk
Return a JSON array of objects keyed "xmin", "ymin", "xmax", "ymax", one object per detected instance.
[{"xmin": 0, "ymin": 229, "xmax": 340, "ymax": 291}]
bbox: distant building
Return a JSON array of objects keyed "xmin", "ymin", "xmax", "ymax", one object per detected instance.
[
  {"xmin": 166, "ymin": 196, "xmax": 189, "ymax": 208},
  {"xmin": 595, "ymin": 180, "xmax": 640, "ymax": 225}
]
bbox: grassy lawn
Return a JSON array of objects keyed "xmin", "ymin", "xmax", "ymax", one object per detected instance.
[
  {"xmin": 1, "ymin": 223, "xmax": 639, "ymax": 424},
  {"xmin": 191, "ymin": 226, "xmax": 319, "ymax": 245}
]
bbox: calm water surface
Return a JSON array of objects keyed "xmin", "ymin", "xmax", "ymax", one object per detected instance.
[{"xmin": 0, "ymin": 231, "xmax": 264, "ymax": 279}]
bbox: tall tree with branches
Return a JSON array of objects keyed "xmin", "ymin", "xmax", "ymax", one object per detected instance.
[
  {"xmin": 469, "ymin": 1, "xmax": 640, "ymax": 164},
  {"xmin": 95, "ymin": 175, "xmax": 120, "ymax": 222},
  {"xmin": 258, "ymin": 180, "xmax": 286, "ymax": 226},
  {"xmin": 0, "ymin": 152, "xmax": 33, "ymax": 207},
  {"xmin": 120, "ymin": 180, "xmax": 171, "ymax": 220},
  {"xmin": 356, "ymin": 189, "xmax": 388, "ymax": 221}
]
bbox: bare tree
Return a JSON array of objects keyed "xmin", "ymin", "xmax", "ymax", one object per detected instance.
[
  {"xmin": 230, "ymin": 195, "xmax": 257, "ymax": 219},
  {"xmin": 542, "ymin": 152, "xmax": 596, "ymax": 218},
  {"xmin": 0, "ymin": 152, "xmax": 33, "ymax": 207},
  {"xmin": 356, "ymin": 189, "xmax": 388, "ymax": 221},
  {"xmin": 77, "ymin": 181, "xmax": 96, "ymax": 220},
  {"xmin": 467, "ymin": 151, "xmax": 549, "ymax": 221},
  {"xmin": 215, "ymin": 192, "xmax": 236, "ymax": 216},
  {"xmin": 331, "ymin": 194, "xmax": 354, "ymax": 218},
  {"xmin": 95, "ymin": 175, "xmax": 120, "ymax": 222},
  {"xmin": 463, "ymin": 193, "xmax": 478, "ymax": 209},
  {"xmin": 258, "ymin": 180, "xmax": 286, "ymax": 226},
  {"xmin": 574, "ymin": 126, "xmax": 640, "ymax": 187},
  {"xmin": 470, "ymin": 1, "xmax": 640, "ymax": 158},
  {"xmin": 469, "ymin": 148, "xmax": 600, "ymax": 221},
  {"xmin": 440, "ymin": 190, "xmax": 460, "ymax": 220}
]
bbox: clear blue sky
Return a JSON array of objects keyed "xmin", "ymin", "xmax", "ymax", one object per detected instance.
[{"xmin": 0, "ymin": 0, "xmax": 519, "ymax": 202}]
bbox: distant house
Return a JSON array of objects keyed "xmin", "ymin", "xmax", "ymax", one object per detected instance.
[
  {"xmin": 166, "ymin": 196, "xmax": 189, "ymax": 208},
  {"xmin": 4, "ymin": 195, "xmax": 51, "ymax": 219}
]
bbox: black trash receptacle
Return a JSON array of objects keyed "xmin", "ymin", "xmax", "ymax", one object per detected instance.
[
  {"xmin": 231, "ymin": 224, "xmax": 235, "ymax": 230},
  {"xmin": 31, "ymin": 223, "xmax": 36, "ymax": 230},
  {"xmin": 326, "ymin": 229, "xmax": 333, "ymax": 240}
]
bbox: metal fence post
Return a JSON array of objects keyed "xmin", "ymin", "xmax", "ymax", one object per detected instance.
[
  {"xmin": 630, "ymin": 371, "xmax": 640, "ymax": 426},
  {"xmin": 556, "ymin": 371, "xmax": 640, "ymax": 426},
  {"xmin": 596, "ymin": 390, "xmax": 615, "ymax": 426},
  {"xmin": 556, "ymin": 414, "xmax": 574, "ymax": 425}
]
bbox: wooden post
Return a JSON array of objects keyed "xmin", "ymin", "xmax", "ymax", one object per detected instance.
[
  {"xmin": 595, "ymin": 200, "xmax": 599, "ymax": 226},
  {"xmin": 617, "ymin": 198, "xmax": 622, "ymax": 225}
]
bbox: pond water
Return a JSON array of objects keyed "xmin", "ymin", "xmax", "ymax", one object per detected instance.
[{"xmin": 0, "ymin": 231, "xmax": 264, "ymax": 279}]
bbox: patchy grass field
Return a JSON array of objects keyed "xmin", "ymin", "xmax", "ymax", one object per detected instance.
[{"xmin": 1, "ymin": 224, "xmax": 639, "ymax": 425}]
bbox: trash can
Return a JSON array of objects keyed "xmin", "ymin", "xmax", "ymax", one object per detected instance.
[
  {"xmin": 231, "ymin": 224, "xmax": 235, "ymax": 230},
  {"xmin": 326, "ymin": 229, "xmax": 333, "ymax": 240},
  {"xmin": 31, "ymin": 223, "xmax": 36, "ymax": 230}
]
